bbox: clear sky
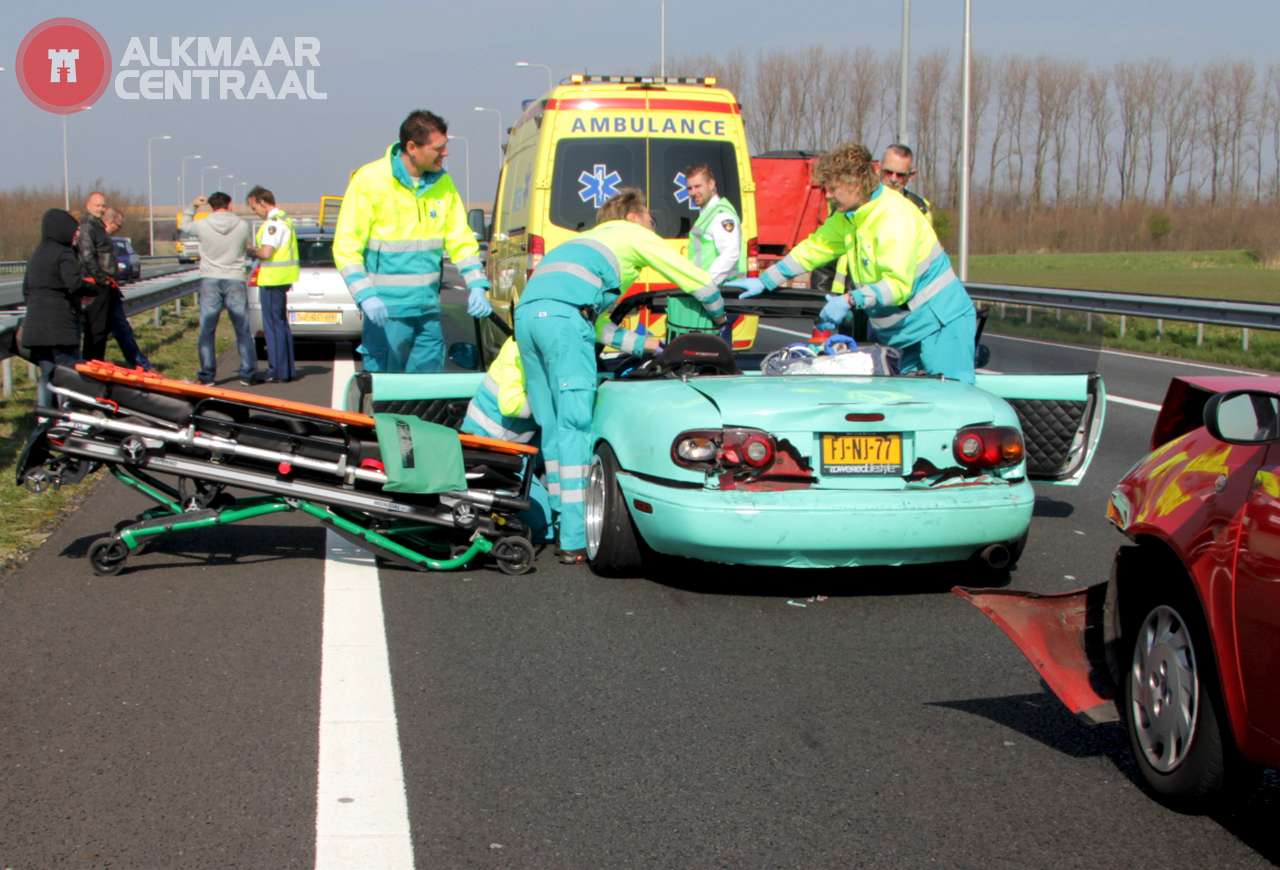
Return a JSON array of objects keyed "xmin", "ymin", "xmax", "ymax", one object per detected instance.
[{"xmin": 2, "ymin": 0, "xmax": 1276, "ymax": 209}]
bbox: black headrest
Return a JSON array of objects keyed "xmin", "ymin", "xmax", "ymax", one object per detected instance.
[{"xmin": 657, "ymin": 333, "xmax": 739, "ymax": 376}]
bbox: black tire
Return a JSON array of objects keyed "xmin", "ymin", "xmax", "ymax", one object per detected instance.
[
  {"xmin": 585, "ymin": 443, "xmax": 645, "ymax": 576},
  {"xmin": 1121, "ymin": 583, "xmax": 1256, "ymax": 810},
  {"xmin": 88, "ymin": 537, "xmax": 129, "ymax": 576},
  {"xmin": 493, "ymin": 536, "xmax": 535, "ymax": 576}
]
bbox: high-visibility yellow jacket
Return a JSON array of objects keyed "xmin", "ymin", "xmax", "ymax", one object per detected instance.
[
  {"xmin": 763, "ymin": 185, "xmax": 971, "ymax": 345},
  {"xmin": 334, "ymin": 143, "xmax": 487, "ymax": 318},
  {"xmin": 461, "ymin": 338, "xmax": 537, "ymax": 443},
  {"xmin": 517, "ymin": 219, "xmax": 725, "ymax": 355}
]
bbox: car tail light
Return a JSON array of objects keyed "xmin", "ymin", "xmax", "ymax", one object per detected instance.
[
  {"xmin": 672, "ymin": 427, "xmax": 777, "ymax": 472},
  {"xmin": 527, "ymin": 234, "xmax": 545, "ymax": 277},
  {"xmin": 746, "ymin": 237, "xmax": 759, "ymax": 277},
  {"xmin": 953, "ymin": 426, "xmax": 1024, "ymax": 470}
]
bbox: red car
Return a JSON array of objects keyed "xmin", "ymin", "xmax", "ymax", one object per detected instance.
[{"xmin": 957, "ymin": 375, "xmax": 1280, "ymax": 810}]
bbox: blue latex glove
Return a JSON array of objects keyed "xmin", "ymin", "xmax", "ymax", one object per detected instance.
[
  {"xmin": 725, "ymin": 277, "xmax": 767, "ymax": 299},
  {"xmin": 467, "ymin": 286, "xmax": 493, "ymax": 318},
  {"xmin": 360, "ymin": 296, "xmax": 388, "ymax": 327},
  {"xmin": 818, "ymin": 293, "xmax": 852, "ymax": 330}
]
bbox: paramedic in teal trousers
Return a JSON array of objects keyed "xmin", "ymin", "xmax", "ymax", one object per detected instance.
[
  {"xmin": 729, "ymin": 141, "xmax": 976, "ymax": 383},
  {"xmin": 515, "ymin": 187, "xmax": 728, "ymax": 565}
]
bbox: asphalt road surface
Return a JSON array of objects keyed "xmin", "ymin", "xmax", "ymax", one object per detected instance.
[{"xmin": 1, "ymin": 307, "xmax": 1276, "ymax": 868}]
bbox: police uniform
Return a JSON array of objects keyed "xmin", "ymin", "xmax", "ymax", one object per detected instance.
[
  {"xmin": 764, "ymin": 185, "xmax": 976, "ymax": 383},
  {"xmin": 669, "ymin": 194, "xmax": 743, "ymax": 337},
  {"xmin": 459, "ymin": 338, "xmax": 552, "ymax": 542},
  {"xmin": 256, "ymin": 207, "xmax": 299, "ymax": 381},
  {"xmin": 334, "ymin": 144, "xmax": 488, "ymax": 373},
  {"xmin": 515, "ymin": 219, "xmax": 725, "ymax": 554}
]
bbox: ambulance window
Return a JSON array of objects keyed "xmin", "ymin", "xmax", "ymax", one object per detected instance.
[
  {"xmin": 549, "ymin": 139, "xmax": 646, "ymax": 232},
  {"xmin": 647, "ymin": 139, "xmax": 741, "ymax": 240}
]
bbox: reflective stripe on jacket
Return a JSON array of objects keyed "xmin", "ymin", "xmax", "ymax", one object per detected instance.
[
  {"xmin": 517, "ymin": 219, "xmax": 724, "ymax": 354},
  {"xmin": 763, "ymin": 186, "xmax": 973, "ymax": 345},
  {"xmin": 333, "ymin": 143, "xmax": 487, "ymax": 318},
  {"xmin": 460, "ymin": 338, "xmax": 538, "ymax": 443},
  {"xmin": 256, "ymin": 208, "xmax": 300, "ymax": 286}
]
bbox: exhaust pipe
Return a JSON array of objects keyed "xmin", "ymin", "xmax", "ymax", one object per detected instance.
[{"xmin": 978, "ymin": 543, "xmax": 1012, "ymax": 571}]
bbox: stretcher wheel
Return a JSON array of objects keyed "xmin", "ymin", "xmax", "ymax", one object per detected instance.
[
  {"xmin": 492, "ymin": 536, "xmax": 535, "ymax": 576},
  {"xmin": 88, "ymin": 537, "xmax": 129, "ymax": 576},
  {"xmin": 22, "ymin": 469, "xmax": 54, "ymax": 494}
]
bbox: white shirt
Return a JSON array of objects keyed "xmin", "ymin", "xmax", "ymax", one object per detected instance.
[
  {"xmin": 702, "ymin": 195, "xmax": 742, "ymax": 282},
  {"xmin": 259, "ymin": 207, "xmax": 292, "ymax": 253}
]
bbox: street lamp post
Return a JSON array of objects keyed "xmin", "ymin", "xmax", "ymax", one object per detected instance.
[
  {"xmin": 199, "ymin": 165, "xmax": 220, "ymax": 196},
  {"xmin": 660, "ymin": 0, "xmax": 666, "ymax": 76},
  {"xmin": 180, "ymin": 154, "xmax": 203, "ymax": 205},
  {"xmin": 515, "ymin": 61, "xmax": 554, "ymax": 94},
  {"xmin": 898, "ymin": 0, "xmax": 911, "ymax": 146},
  {"xmin": 147, "ymin": 134, "xmax": 172, "ymax": 255},
  {"xmin": 448, "ymin": 135, "xmax": 471, "ymax": 208},
  {"xmin": 218, "ymin": 173, "xmax": 235, "ymax": 192},
  {"xmin": 474, "ymin": 106, "xmax": 504, "ymax": 165},
  {"xmin": 235, "ymin": 181, "xmax": 249, "ymax": 204}
]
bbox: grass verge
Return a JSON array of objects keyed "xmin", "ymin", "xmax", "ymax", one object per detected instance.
[{"xmin": 0, "ymin": 302, "xmax": 231, "ymax": 571}]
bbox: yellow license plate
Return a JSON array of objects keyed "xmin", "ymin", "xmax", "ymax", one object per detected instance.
[
  {"xmin": 290, "ymin": 310, "xmax": 342, "ymax": 324},
  {"xmin": 821, "ymin": 433, "xmax": 903, "ymax": 475}
]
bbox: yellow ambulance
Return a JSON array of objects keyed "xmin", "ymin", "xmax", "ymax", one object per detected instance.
[{"xmin": 484, "ymin": 74, "xmax": 759, "ymax": 353}]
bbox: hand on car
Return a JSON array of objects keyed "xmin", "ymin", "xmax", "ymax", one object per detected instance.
[
  {"xmin": 818, "ymin": 293, "xmax": 852, "ymax": 330},
  {"xmin": 467, "ymin": 286, "xmax": 493, "ymax": 318},
  {"xmin": 360, "ymin": 296, "xmax": 389, "ymax": 327},
  {"xmin": 725, "ymin": 277, "xmax": 768, "ymax": 299}
]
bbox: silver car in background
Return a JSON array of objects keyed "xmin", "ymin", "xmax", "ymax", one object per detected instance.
[{"xmin": 246, "ymin": 229, "xmax": 360, "ymax": 355}]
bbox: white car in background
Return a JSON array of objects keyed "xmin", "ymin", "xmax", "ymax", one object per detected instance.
[
  {"xmin": 247, "ymin": 229, "xmax": 359, "ymax": 355},
  {"xmin": 246, "ymin": 227, "xmax": 471, "ymax": 356}
]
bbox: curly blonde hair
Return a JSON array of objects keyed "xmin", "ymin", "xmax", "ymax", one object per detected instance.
[
  {"xmin": 813, "ymin": 142, "xmax": 879, "ymax": 198},
  {"xmin": 596, "ymin": 187, "xmax": 649, "ymax": 224}
]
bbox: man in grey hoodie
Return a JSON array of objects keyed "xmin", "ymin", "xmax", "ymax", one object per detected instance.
[{"xmin": 184, "ymin": 192, "xmax": 257, "ymax": 385}]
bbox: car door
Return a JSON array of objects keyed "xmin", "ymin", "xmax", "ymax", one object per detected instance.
[
  {"xmin": 975, "ymin": 373, "xmax": 1106, "ymax": 485},
  {"xmin": 1234, "ymin": 439, "xmax": 1280, "ymax": 742}
]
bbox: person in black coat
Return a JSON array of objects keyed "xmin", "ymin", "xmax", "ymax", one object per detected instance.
[
  {"xmin": 23, "ymin": 208, "xmax": 98, "ymax": 410},
  {"xmin": 77, "ymin": 191, "xmax": 116, "ymax": 362}
]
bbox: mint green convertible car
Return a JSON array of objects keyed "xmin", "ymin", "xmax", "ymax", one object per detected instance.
[{"xmin": 349, "ymin": 292, "xmax": 1105, "ymax": 576}]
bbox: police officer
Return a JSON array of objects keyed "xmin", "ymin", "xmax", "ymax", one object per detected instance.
[
  {"xmin": 334, "ymin": 110, "xmax": 491, "ymax": 373},
  {"xmin": 669, "ymin": 164, "xmax": 743, "ymax": 339},
  {"xmin": 729, "ymin": 142, "xmax": 976, "ymax": 383},
  {"xmin": 246, "ymin": 186, "xmax": 298, "ymax": 383},
  {"xmin": 459, "ymin": 337, "xmax": 552, "ymax": 543},
  {"xmin": 516, "ymin": 187, "xmax": 727, "ymax": 564}
]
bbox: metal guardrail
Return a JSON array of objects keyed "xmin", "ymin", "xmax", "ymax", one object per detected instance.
[
  {"xmin": 0, "ymin": 270, "xmax": 201, "ymax": 387},
  {"xmin": 964, "ymin": 283, "xmax": 1280, "ymax": 331},
  {"xmin": 0, "ymin": 254, "xmax": 185, "ymax": 276}
]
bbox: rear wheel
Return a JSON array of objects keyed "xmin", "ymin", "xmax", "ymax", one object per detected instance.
[
  {"xmin": 585, "ymin": 443, "xmax": 645, "ymax": 576},
  {"xmin": 1122, "ymin": 585, "xmax": 1256, "ymax": 810}
]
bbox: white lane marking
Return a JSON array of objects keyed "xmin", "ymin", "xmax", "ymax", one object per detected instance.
[
  {"xmin": 764, "ymin": 328, "xmax": 1165, "ymax": 412},
  {"xmin": 985, "ymin": 332, "xmax": 1264, "ymax": 375},
  {"xmin": 1107, "ymin": 395, "xmax": 1162, "ymax": 412},
  {"xmin": 315, "ymin": 355, "xmax": 415, "ymax": 869}
]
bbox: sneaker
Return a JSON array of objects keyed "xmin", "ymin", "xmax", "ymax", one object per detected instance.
[
  {"xmin": 196, "ymin": 379, "xmax": 215, "ymax": 386},
  {"xmin": 238, "ymin": 377, "xmax": 254, "ymax": 387},
  {"xmin": 557, "ymin": 548, "xmax": 588, "ymax": 565}
]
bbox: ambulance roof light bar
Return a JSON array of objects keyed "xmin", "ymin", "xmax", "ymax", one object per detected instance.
[{"xmin": 567, "ymin": 74, "xmax": 717, "ymax": 86}]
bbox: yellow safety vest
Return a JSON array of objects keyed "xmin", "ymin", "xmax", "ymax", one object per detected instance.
[{"xmin": 257, "ymin": 209, "xmax": 300, "ymax": 286}]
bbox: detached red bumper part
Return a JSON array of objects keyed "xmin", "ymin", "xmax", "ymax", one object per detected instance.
[{"xmin": 953, "ymin": 583, "xmax": 1120, "ymax": 725}]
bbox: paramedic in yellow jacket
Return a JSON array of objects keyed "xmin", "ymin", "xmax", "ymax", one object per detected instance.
[
  {"xmin": 334, "ymin": 110, "xmax": 492, "ymax": 373},
  {"xmin": 729, "ymin": 142, "xmax": 976, "ymax": 383},
  {"xmin": 460, "ymin": 337, "xmax": 552, "ymax": 542},
  {"xmin": 515, "ymin": 187, "xmax": 728, "ymax": 565}
]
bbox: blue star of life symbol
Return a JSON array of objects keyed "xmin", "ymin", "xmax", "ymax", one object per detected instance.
[
  {"xmin": 578, "ymin": 164, "xmax": 622, "ymax": 208},
  {"xmin": 673, "ymin": 172, "xmax": 700, "ymax": 211}
]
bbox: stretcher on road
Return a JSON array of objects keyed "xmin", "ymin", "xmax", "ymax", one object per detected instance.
[{"xmin": 17, "ymin": 362, "xmax": 540, "ymax": 577}]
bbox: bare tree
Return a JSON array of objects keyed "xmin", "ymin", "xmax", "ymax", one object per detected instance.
[
  {"xmin": 1158, "ymin": 66, "xmax": 1198, "ymax": 206},
  {"xmin": 1269, "ymin": 63, "xmax": 1280, "ymax": 202},
  {"xmin": 1084, "ymin": 70, "xmax": 1113, "ymax": 202},
  {"xmin": 1113, "ymin": 62, "xmax": 1158, "ymax": 204},
  {"xmin": 1199, "ymin": 62, "xmax": 1232, "ymax": 206},
  {"xmin": 1226, "ymin": 62, "xmax": 1256, "ymax": 203},
  {"xmin": 911, "ymin": 50, "xmax": 949, "ymax": 193},
  {"xmin": 844, "ymin": 47, "xmax": 882, "ymax": 146},
  {"xmin": 1003, "ymin": 57, "xmax": 1032, "ymax": 202},
  {"xmin": 1048, "ymin": 62, "xmax": 1083, "ymax": 204}
]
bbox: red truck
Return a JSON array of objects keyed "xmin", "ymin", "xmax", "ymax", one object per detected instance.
[{"xmin": 750, "ymin": 151, "xmax": 830, "ymax": 289}]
